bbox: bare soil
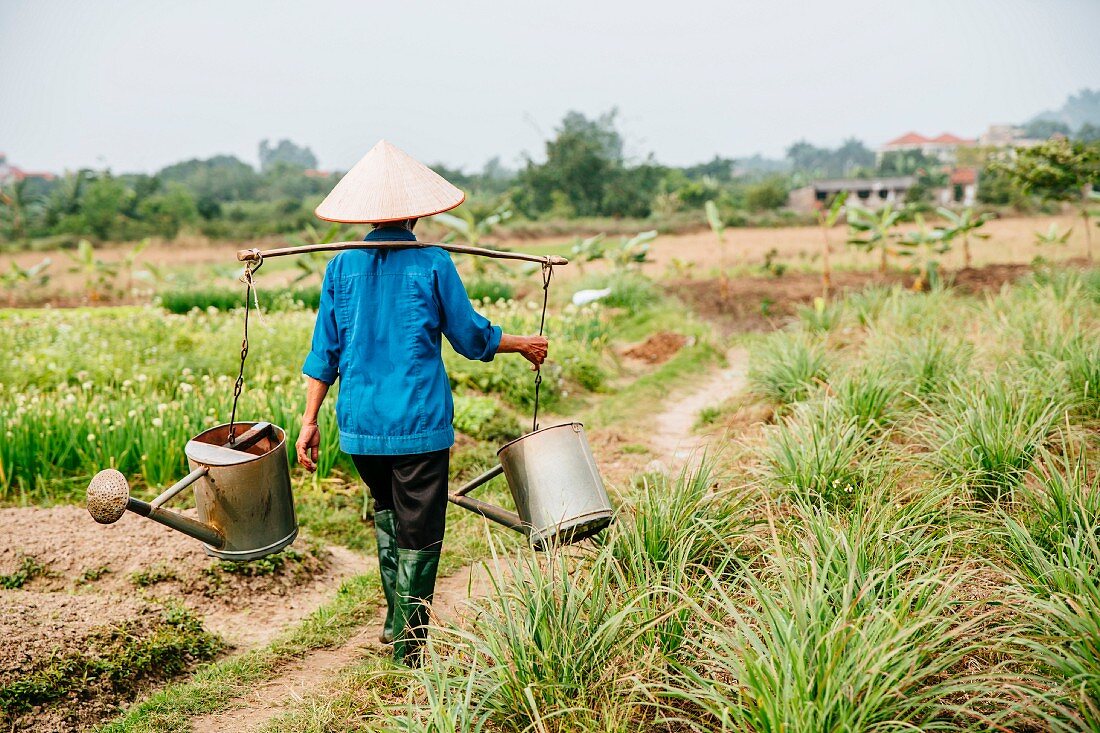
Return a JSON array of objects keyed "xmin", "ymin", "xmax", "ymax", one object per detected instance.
[
  {"xmin": 670, "ymin": 262, "xmax": 1041, "ymax": 334},
  {"xmin": 0, "ymin": 505, "xmax": 368, "ymax": 732}
]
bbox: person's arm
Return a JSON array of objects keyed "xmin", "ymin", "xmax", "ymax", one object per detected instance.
[
  {"xmin": 296, "ymin": 377, "xmax": 329, "ymax": 472},
  {"xmin": 298, "ymin": 264, "xmax": 339, "ymax": 472},
  {"xmin": 497, "ymin": 333, "xmax": 548, "ymax": 371}
]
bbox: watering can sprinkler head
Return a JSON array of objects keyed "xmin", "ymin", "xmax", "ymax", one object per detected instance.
[
  {"xmin": 85, "ymin": 422, "xmax": 298, "ymax": 560},
  {"xmin": 87, "ymin": 469, "xmax": 131, "ymax": 524}
]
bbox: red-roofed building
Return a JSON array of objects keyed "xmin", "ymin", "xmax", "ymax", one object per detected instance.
[
  {"xmin": 0, "ymin": 153, "xmax": 56, "ymax": 185},
  {"xmin": 878, "ymin": 131, "xmax": 976, "ymax": 165}
]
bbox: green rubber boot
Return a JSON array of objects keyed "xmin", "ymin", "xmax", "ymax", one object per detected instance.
[
  {"xmin": 393, "ymin": 547, "xmax": 441, "ymax": 667},
  {"xmin": 374, "ymin": 510, "xmax": 399, "ymax": 645}
]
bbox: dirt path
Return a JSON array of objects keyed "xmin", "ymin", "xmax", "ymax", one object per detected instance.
[
  {"xmin": 187, "ymin": 352, "xmax": 749, "ymax": 732},
  {"xmin": 650, "ymin": 347, "xmax": 750, "ymax": 468},
  {"xmin": 189, "ymin": 561, "xmax": 492, "ymax": 733}
]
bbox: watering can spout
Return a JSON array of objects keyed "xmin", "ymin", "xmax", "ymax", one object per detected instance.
[{"xmin": 87, "ymin": 468, "xmax": 226, "ymax": 549}]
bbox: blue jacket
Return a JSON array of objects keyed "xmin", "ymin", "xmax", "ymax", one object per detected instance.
[{"xmin": 302, "ymin": 227, "xmax": 502, "ymax": 455}]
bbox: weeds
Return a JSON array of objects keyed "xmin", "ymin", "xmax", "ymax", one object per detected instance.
[{"xmin": 0, "ymin": 555, "xmax": 44, "ymax": 589}]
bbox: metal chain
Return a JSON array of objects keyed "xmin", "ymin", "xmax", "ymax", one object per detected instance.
[
  {"xmin": 531, "ymin": 262, "xmax": 554, "ymax": 433},
  {"xmin": 228, "ymin": 257, "xmax": 261, "ymax": 444}
]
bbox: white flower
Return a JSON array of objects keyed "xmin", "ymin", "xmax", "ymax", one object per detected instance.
[
  {"xmin": 87, "ymin": 433, "xmax": 96, "ymax": 442},
  {"xmin": 157, "ymin": 403, "xmax": 168, "ymax": 414},
  {"xmin": 179, "ymin": 383, "xmax": 193, "ymax": 394},
  {"xmin": 151, "ymin": 417, "xmax": 163, "ymax": 428}
]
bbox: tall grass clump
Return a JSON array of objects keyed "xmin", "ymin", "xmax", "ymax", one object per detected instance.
[
  {"xmin": 386, "ymin": 548, "xmax": 654, "ymax": 732},
  {"xmin": 748, "ymin": 332, "xmax": 828, "ymax": 406},
  {"xmin": 662, "ymin": 527, "xmax": 1015, "ymax": 732},
  {"xmin": 605, "ymin": 460, "xmax": 758, "ymax": 657},
  {"xmin": 829, "ymin": 368, "xmax": 903, "ymax": 433},
  {"xmin": 763, "ymin": 404, "xmax": 876, "ymax": 505},
  {"xmin": 999, "ymin": 449, "xmax": 1100, "ymax": 730},
  {"xmin": 885, "ymin": 329, "xmax": 972, "ymax": 400},
  {"xmin": 926, "ymin": 379, "xmax": 1064, "ymax": 502}
]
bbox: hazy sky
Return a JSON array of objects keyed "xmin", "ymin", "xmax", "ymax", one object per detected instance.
[{"xmin": 2, "ymin": 0, "xmax": 1098, "ymax": 174}]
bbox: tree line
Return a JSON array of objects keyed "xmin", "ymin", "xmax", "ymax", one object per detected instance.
[{"xmin": 2, "ymin": 106, "xmax": 1098, "ymax": 246}]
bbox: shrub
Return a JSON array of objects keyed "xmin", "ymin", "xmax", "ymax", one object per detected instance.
[{"xmin": 452, "ymin": 394, "xmax": 521, "ymax": 443}]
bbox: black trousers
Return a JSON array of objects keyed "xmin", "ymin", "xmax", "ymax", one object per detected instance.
[{"xmin": 351, "ymin": 449, "xmax": 449, "ymax": 551}]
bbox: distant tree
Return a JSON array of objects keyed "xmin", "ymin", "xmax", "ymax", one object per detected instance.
[
  {"xmin": 848, "ymin": 203, "xmax": 903, "ymax": 273},
  {"xmin": 681, "ymin": 156, "xmax": 736, "ymax": 182},
  {"xmin": 1023, "ymin": 119, "xmax": 1073, "ymax": 140},
  {"xmin": 745, "ymin": 177, "xmax": 789, "ymax": 211},
  {"xmin": 258, "ymin": 139, "xmax": 318, "ymax": 172},
  {"xmin": 515, "ymin": 109, "xmax": 662, "ymax": 218},
  {"xmin": 817, "ymin": 191, "xmax": 848, "ymax": 297},
  {"xmin": 158, "ymin": 155, "xmax": 260, "ymax": 201},
  {"xmin": 993, "ymin": 138, "xmax": 1099, "ymax": 261},
  {"xmin": 1028, "ymin": 88, "xmax": 1100, "ymax": 131},
  {"xmin": 833, "ymin": 138, "xmax": 875, "ymax": 176},
  {"xmin": 80, "ymin": 175, "xmax": 132, "ymax": 239},
  {"xmin": 1077, "ymin": 123, "xmax": 1100, "ymax": 143},
  {"xmin": 136, "ymin": 184, "xmax": 198, "ymax": 238},
  {"xmin": 786, "ymin": 140, "xmax": 832, "ymax": 178},
  {"xmin": 0, "ymin": 179, "xmax": 40, "ymax": 239},
  {"xmin": 787, "ymin": 138, "xmax": 872, "ymax": 178}
]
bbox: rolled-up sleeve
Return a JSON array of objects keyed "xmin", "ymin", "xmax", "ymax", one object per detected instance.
[
  {"xmin": 302, "ymin": 264, "xmax": 341, "ymax": 384},
  {"xmin": 435, "ymin": 257, "xmax": 502, "ymax": 362}
]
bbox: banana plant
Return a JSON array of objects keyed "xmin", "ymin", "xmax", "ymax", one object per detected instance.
[
  {"xmin": 936, "ymin": 207, "xmax": 990, "ymax": 270},
  {"xmin": 1, "ymin": 258, "xmax": 51, "ymax": 305},
  {"xmin": 847, "ymin": 203, "xmax": 903, "ymax": 274},
  {"xmin": 898, "ymin": 213, "xmax": 951, "ymax": 291},
  {"xmin": 1033, "ymin": 223, "xmax": 1073, "ymax": 247},
  {"xmin": 817, "ymin": 191, "xmax": 848, "ymax": 297},
  {"xmin": 66, "ymin": 239, "xmax": 119, "ymax": 301},
  {"xmin": 569, "ymin": 233, "xmax": 607, "ymax": 274},
  {"xmin": 286, "ymin": 222, "xmax": 349, "ymax": 284},
  {"xmin": 610, "ymin": 230, "xmax": 656, "ymax": 271},
  {"xmin": 706, "ymin": 200, "xmax": 730, "ymax": 306},
  {"xmin": 435, "ymin": 204, "xmax": 513, "ymax": 276}
]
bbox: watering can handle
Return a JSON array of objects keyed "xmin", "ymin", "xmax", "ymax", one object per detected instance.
[{"xmin": 447, "ymin": 464, "xmax": 526, "ymax": 532}]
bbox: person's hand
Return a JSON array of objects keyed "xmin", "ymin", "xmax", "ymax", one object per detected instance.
[
  {"xmin": 296, "ymin": 422, "xmax": 320, "ymax": 472},
  {"xmin": 521, "ymin": 336, "xmax": 548, "ymax": 371}
]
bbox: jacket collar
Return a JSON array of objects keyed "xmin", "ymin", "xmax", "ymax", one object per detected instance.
[{"xmin": 364, "ymin": 225, "xmax": 417, "ymax": 242}]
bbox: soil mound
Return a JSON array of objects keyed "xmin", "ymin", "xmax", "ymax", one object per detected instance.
[{"xmin": 623, "ymin": 332, "xmax": 688, "ymax": 364}]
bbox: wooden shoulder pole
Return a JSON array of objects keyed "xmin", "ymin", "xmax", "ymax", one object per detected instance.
[{"xmin": 236, "ymin": 240, "xmax": 568, "ymax": 267}]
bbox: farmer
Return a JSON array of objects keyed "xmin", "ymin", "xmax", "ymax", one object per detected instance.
[{"xmin": 294, "ymin": 140, "xmax": 547, "ymax": 666}]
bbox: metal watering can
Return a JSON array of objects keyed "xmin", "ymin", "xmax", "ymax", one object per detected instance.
[
  {"xmin": 449, "ymin": 422, "xmax": 613, "ymax": 550},
  {"xmin": 86, "ymin": 421, "xmax": 298, "ymax": 561}
]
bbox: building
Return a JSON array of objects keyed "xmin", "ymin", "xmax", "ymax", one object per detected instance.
[
  {"xmin": 977, "ymin": 124, "xmax": 1043, "ymax": 149},
  {"xmin": 789, "ymin": 168, "xmax": 977, "ymax": 214},
  {"xmin": 876, "ymin": 132, "xmax": 977, "ymax": 165},
  {"xmin": 789, "ymin": 176, "xmax": 916, "ymax": 213},
  {"xmin": 0, "ymin": 153, "xmax": 56, "ymax": 185}
]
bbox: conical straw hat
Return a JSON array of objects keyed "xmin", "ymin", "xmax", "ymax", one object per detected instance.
[{"xmin": 315, "ymin": 140, "xmax": 465, "ymax": 223}]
